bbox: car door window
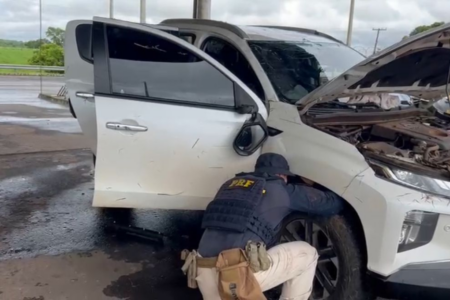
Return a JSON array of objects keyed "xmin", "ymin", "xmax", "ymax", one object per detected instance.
[
  {"xmin": 202, "ymin": 38, "xmax": 265, "ymax": 101},
  {"xmin": 106, "ymin": 25, "xmax": 235, "ymax": 107},
  {"xmin": 75, "ymin": 24, "xmax": 93, "ymax": 63}
]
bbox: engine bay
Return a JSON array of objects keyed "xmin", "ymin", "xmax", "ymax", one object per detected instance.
[{"xmin": 302, "ymin": 102, "xmax": 450, "ymax": 179}]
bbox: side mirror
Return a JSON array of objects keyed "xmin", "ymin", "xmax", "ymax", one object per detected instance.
[{"xmin": 233, "ymin": 113, "xmax": 269, "ymax": 156}]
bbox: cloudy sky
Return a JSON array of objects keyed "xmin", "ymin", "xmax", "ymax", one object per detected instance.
[{"xmin": 0, "ymin": 0, "xmax": 448, "ymax": 52}]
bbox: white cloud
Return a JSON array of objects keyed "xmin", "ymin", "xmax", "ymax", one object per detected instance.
[{"xmin": 0, "ymin": 0, "xmax": 447, "ymax": 50}]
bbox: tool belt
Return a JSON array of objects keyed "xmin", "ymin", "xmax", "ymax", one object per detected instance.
[{"xmin": 181, "ymin": 241, "xmax": 271, "ymax": 300}]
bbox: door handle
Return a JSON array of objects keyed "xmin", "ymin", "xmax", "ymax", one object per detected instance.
[
  {"xmin": 76, "ymin": 92, "xmax": 94, "ymax": 101},
  {"xmin": 106, "ymin": 122, "xmax": 148, "ymax": 132}
]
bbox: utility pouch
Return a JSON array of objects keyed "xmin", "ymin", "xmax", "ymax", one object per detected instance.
[
  {"xmin": 257, "ymin": 243, "xmax": 271, "ymax": 272},
  {"xmin": 216, "ymin": 248, "xmax": 266, "ymax": 300},
  {"xmin": 245, "ymin": 241, "xmax": 271, "ymax": 273},
  {"xmin": 245, "ymin": 241, "xmax": 260, "ymax": 272},
  {"xmin": 180, "ymin": 249, "xmax": 198, "ymax": 289}
]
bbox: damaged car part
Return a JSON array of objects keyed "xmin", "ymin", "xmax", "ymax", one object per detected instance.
[
  {"xmin": 67, "ymin": 17, "xmax": 450, "ymax": 300},
  {"xmin": 304, "ymin": 106, "xmax": 450, "ymax": 180}
]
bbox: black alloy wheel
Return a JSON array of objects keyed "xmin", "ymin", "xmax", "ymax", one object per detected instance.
[
  {"xmin": 281, "ymin": 219, "xmax": 339, "ymax": 299},
  {"xmin": 267, "ymin": 213, "xmax": 376, "ymax": 300}
]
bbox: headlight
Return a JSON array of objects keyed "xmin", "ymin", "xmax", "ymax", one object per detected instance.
[
  {"xmin": 367, "ymin": 161, "xmax": 441, "ymax": 252},
  {"xmin": 368, "ymin": 161, "xmax": 450, "ymax": 199},
  {"xmin": 398, "ymin": 211, "xmax": 439, "ymax": 252}
]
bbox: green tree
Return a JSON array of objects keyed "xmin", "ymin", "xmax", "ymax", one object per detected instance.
[
  {"xmin": 24, "ymin": 38, "xmax": 50, "ymax": 49},
  {"xmin": 409, "ymin": 22, "xmax": 445, "ymax": 36},
  {"xmin": 28, "ymin": 43, "xmax": 64, "ymax": 66},
  {"xmin": 0, "ymin": 39, "xmax": 24, "ymax": 47},
  {"xmin": 46, "ymin": 27, "xmax": 65, "ymax": 46}
]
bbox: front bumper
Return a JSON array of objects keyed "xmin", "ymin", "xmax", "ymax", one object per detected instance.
[
  {"xmin": 371, "ymin": 262, "xmax": 450, "ymax": 299},
  {"xmin": 342, "ymin": 167, "xmax": 450, "ymax": 276}
]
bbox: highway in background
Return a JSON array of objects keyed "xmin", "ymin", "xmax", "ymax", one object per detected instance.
[{"xmin": 0, "ymin": 75, "xmax": 64, "ymax": 101}]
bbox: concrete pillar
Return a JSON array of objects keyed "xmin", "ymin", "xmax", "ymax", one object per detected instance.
[
  {"xmin": 194, "ymin": 0, "xmax": 211, "ymax": 19},
  {"xmin": 193, "ymin": 0, "xmax": 198, "ymax": 18},
  {"xmin": 109, "ymin": 0, "xmax": 114, "ymax": 18},
  {"xmin": 346, "ymin": 0, "xmax": 355, "ymax": 46},
  {"xmin": 140, "ymin": 0, "xmax": 146, "ymax": 23}
]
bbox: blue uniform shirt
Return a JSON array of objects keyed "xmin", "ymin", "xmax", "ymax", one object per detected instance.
[{"xmin": 198, "ymin": 173, "xmax": 343, "ymax": 257}]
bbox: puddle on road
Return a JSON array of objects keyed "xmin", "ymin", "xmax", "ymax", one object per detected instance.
[
  {"xmin": 0, "ymin": 174, "xmax": 39, "ymax": 221},
  {"xmin": 0, "ymin": 98, "xmax": 67, "ymax": 109},
  {"xmin": 0, "ymin": 160, "xmax": 91, "ymax": 230},
  {"xmin": 0, "ymin": 89, "xmax": 69, "ymax": 120},
  {"xmin": 0, "ymin": 148, "xmax": 204, "ymax": 299},
  {"xmin": 0, "ymin": 117, "xmax": 81, "ymax": 133},
  {"xmin": 0, "ymin": 157, "xmax": 95, "ymax": 260}
]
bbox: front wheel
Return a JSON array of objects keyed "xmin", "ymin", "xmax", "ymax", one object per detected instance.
[{"xmin": 277, "ymin": 213, "xmax": 375, "ymax": 300}]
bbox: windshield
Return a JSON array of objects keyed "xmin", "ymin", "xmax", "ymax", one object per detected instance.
[{"xmin": 248, "ymin": 41, "xmax": 364, "ymax": 104}]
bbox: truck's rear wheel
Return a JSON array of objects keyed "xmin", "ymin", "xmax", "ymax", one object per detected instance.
[{"xmin": 268, "ymin": 212, "xmax": 375, "ymax": 300}]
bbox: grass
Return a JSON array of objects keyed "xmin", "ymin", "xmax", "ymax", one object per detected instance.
[
  {"xmin": 0, "ymin": 47, "xmax": 62, "ymax": 76},
  {"xmin": 0, "ymin": 69, "xmax": 62, "ymax": 76},
  {"xmin": 0, "ymin": 47, "xmax": 35, "ymax": 64}
]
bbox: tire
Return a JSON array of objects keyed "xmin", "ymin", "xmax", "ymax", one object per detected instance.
[{"xmin": 275, "ymin": 211, "xmax": 376, "ymax": 300}]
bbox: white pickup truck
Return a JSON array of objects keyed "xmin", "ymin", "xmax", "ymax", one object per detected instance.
[{"xmin": 65, "ymin": 17, "xmax": 450, "ymax": 300}]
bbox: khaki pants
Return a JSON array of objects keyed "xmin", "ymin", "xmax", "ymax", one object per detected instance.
[{"xmin": 196, "ymin": 241, "xmax": 318, "ymax": 300}]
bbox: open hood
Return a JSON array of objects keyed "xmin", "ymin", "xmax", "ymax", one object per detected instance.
[{"xmin": 297, "ymin": 23, "xmax": 450, "ymax": 110}]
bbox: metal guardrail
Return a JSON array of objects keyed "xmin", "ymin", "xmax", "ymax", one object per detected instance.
[{"xmin": 0, "ymin": 64, "xmax": 64, "ymax": 72}]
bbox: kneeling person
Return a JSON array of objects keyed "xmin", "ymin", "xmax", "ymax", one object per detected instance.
[{"xmin": 182, "ymin": 153, "xmax": 343, "ymax": 300}]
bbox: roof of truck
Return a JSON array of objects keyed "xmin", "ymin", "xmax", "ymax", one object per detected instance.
[{"xmin": 160, "ymin": 18, "xmax": 344, "ymax": 44}]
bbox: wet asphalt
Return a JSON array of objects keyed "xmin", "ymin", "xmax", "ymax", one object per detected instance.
[
  {"xmin": 0, "ymin": 149, "xmax": 204, "ymax": 300},
  {"xmin": 0, "ymin": 77, "xmax": 205, "ymax": 300}
]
